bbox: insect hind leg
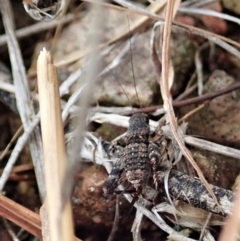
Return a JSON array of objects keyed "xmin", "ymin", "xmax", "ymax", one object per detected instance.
[
  {"xmin": 148, "ymin": 139, "xmax": 172, "ymax": 189},
  {"xmin": 103, "ymin": 162, "xmax": 124, "ymax": 195}
]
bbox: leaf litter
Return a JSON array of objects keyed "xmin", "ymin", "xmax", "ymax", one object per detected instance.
[{"xmin": 0, "ymin": 0, "xmax": 240, "ymax": 241}]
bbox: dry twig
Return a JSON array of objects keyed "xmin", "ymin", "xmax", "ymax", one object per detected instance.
[
  {"xmin": 37, "ymin": 49, "xmax": 74, "ymax": 241},
  {"xmin": 132, "ymin": 81, "xmax": 240, "ymax": 114}
]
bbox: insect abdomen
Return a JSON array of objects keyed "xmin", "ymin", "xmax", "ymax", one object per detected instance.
[{"xmin": 124, "ymin": 142, "xmax": 151, "ymax": 190}]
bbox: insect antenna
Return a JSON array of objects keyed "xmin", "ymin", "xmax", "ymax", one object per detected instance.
[
  {"xmin": 127, "ymin": 15, "xmax": 141, "ymax": 108},
  {"xmin": 101, "ymin": 43, "xmax": 133, "ymax": 108},
  {"xmin": 109, "ymin": 69, "xmax": 133, "ymax": 108},
  {"xmin": 100, "ymin": 15, "xmax": 142, "ymax": 110}
]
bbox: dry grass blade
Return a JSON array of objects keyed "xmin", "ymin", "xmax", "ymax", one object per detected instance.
[
  {"xmin": 0, "ymin": 0, "xmax": 45, "ymax": 199},
  {"xmin": 37, "ymin": 49, "xmax": 74, "ymax": 241},
  {"xmin": 23, "ymin": 0, "xmax": 70, "ymax": 21},
  {"xmin": 0, "ymin": 194, "xmax": 42, "ymax": 237},
  {"xmin": 0, "ymin": 195, "xmax": 82, "ymax": 241},
  {"xmin": 159, "ymin": 0, "xmax": 222, "ymax": 213}
]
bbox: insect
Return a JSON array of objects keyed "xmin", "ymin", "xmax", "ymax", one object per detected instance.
[{"xmin": 103, "ymin": 113, "xmax": 174, "ymax": 196}]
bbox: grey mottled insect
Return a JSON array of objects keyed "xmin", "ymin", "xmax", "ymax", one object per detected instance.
[{"xmin": 103, "ymin": 113, "xmax": 172, "ymax": 195}]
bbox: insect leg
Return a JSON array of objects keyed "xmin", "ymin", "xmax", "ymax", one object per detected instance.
[
  {"xmin": 103, "ymin": 143, "xmax": 124, "ymax": 195},
  {"xmin": 148, "ymin": 137, "xmax": 173, "ymax": 189},
  {"xmin": 103, "ymin": 160, "xmax": 124, "ymax": 194}
]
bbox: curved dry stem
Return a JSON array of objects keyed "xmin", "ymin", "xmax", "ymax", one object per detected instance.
[{"xmin": 157, "ymin": 0, "xmax": 223, "ymax": 214}]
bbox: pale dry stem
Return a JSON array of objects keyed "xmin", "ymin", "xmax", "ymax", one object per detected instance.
[
  {"xmin": 37, "ymin": 49, "xmax": 74, "ymax": 241},
  {"xmin": 184, "ymin": 136, "xmax": 240, "ymax": 161},
  {"xmin": 0, "ymin": 68, "xmax": 82, "ymax": 192}
]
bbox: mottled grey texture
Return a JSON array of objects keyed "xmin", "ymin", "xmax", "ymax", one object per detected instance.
[{"xmin": 104, "ymin": 113, "xmax": 151, "ymax": 194}]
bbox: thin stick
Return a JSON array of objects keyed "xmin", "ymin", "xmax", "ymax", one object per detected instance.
[
  {"xmin": 0, "ymin": 125, "xmax": 23, "ymax": 161},
  {"xmin": 37, "ymin": 49, "xmax": 74, "ymax": 241},
  {"xmin": 184, "ymin": 136, "xmax": 240, "ymax": 160},
  {"xmin": 132, "ymin": 82, "xmax": 240, "ymax": 113},
  {"xmin": 178, "ymin": 102, "xmax": 207, "ymax": 122}
]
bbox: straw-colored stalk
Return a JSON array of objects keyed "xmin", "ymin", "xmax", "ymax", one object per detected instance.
[{"xmin": 37, "ymin": 49, "xmax": 74, "ymax": 241}]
